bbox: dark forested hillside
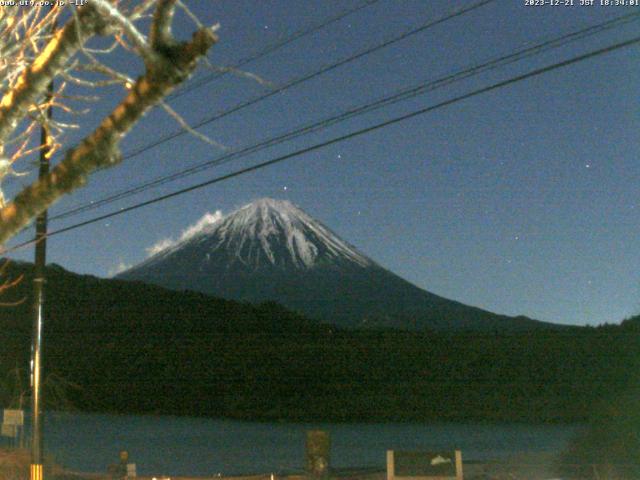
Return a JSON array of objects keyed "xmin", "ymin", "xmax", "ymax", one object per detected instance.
[{"xmin": 0, "ymin": 261, "xmax": 638, "ymax": 423}]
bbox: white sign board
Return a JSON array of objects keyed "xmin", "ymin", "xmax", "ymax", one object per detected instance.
[
  {"xmin": 126, "ymin": 463, "xmax": 137, "ymax": 477},
  {"xmin": 1, "ymin": 423, "xmax": 17, "ymax": 438},
  {"xmin": 387, "ymin": 450, "xmax": 463, "ymax": 480},
  {"xmin": 3, "ymin": 409, "xmax": 24, "ymax": 426}
]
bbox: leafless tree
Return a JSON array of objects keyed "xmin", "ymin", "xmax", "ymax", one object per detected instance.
[{"xmin": 0, "ymin": 1, "xmax": 218, "ymax": 246}]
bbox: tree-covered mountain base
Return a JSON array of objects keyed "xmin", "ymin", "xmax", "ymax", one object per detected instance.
[{"xmin": 0, "ymin": 261, "xmax": 638, "ymax": 424}]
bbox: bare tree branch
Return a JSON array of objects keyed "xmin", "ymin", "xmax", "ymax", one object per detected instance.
[
  {"xmin": 151, "ymin": 0, "xmax": 178, "ymax": 49},
  {"xmin": 0, "ymin": 19, "xmax": 217, "ymax": 245},
  {"xmin": 0, "ymin": 6, "xmax": 104, "ymax": 144},
  {"xmin": 160, "ymin": 100, "xmax": 228, "ymax": 150},
  {"xmin": 90, "ymin": 0, "xmax": 158, "ymax": 65}
]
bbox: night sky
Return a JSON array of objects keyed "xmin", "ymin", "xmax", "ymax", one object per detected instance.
[{"xmin": 4, "ymin": 0, "xmax": 639, "ymax": 326}]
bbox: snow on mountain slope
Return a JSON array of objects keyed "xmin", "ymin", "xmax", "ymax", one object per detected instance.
[
  {"xmin": 128, "ymin": 198, "xmax": 373, "ymax": 274},
  {"xmin": 208, "ymin": 198, "xmax": 372, "ymax": 269}
]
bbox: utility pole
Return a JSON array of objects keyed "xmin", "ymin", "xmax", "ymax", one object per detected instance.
[
  {"xmin": 31, "ymin": 13, "xmax": 54, "ymax": 480},
  {"xmin": 31, "ymin": 85, "xmax": 52, "ymax": 480}
]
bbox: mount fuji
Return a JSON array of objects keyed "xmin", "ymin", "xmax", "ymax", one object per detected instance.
[{"xmin": 118, "ymin": 198, "xmax": 555, "ymax": 331}]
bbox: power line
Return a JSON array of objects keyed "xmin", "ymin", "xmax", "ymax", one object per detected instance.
[
  {"xmin": 49, "ymin": 0, "xmax": 514, "ymax": 220},
  {"xmin": 7, "ymin": 34, "xmax": 636, "ymax": 254},
  {"xmin": 167, "ymin": 0, "xmax": 382, "ymax": 101},
  {"xmin": 119, "ymin": 0, "xmax": 497, "ymax": 161},
  {"xmin": 51, "ymin": 0, "xmax": 497, "ymax": 219},
  {"xmin": 43, "ymin": 1, "xmax": 382, "ymax": 168},
  {"xmin": 50, "ymin": 11, "xmax": 640, "ymax": 222}
]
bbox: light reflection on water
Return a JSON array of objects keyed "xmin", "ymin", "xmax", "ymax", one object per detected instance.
[{"xmin": 40, "ymin": 411, "xmax": 582, "ymax": 477}]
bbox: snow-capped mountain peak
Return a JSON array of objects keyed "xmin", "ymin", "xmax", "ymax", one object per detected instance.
[
  {"xmin": 214, "ymin": 198, "xmax": 372, "ymax": 269},
  {"xmin": 132, "ymin": 198, "xmax": 373, "ymax": 274},
  {"xmin": 119, "ymin": 198, "xmax": 554, "ymax": 332}
]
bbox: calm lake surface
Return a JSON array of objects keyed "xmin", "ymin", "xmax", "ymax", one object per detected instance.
[{"xmin": 38, "ymin": 412, "xmax": 582, "ymax": 477}]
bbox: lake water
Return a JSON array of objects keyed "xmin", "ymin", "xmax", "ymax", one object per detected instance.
[{"xmin": 33, "ymin": 412, "xmax": 582, "ymax": 477}]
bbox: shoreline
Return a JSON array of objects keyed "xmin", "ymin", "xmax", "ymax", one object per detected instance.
[
  {"xmin": 45, "ymin": 409, "xmax": 588, "ymax": 428},
  {"xmin": 52, "ymin": 453, "xmax": 567, "ymax": 480},
  {"xmin": 4, "ymin": 416, "xmax": 582, "ymax": 478},
  {"xmin": 2, "ymin": 448, "xmax": 567, "ymax": 480}
]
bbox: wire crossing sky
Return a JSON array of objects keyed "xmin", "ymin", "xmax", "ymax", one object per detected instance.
[
  {"xmin": 48, "ymin": 11, "xmax": 640, "ymax": 222},
  {"xmin": 8, "ymin": 31, "xmax": 637, "ymax": 250},
  {"xmin": 5, "ymin": 0, "xmax": 640, "ymax": 327}
]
